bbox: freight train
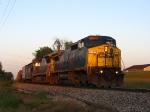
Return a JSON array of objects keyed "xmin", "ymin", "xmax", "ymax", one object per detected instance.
[{"xmin": 16, "ymin": 35, "xmax": 124, "ymax": 87}]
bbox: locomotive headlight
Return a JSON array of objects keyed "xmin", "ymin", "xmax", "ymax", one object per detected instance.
[
  {"xmin": 100, "ymin": 70, "xmax": 103, "ymax": 73},
  {"xmin": 116, "ymin": 71, "xmax": 118, "ymax": 74},
  {"xmin": 104, "ymin": 46, "xmax": 108, "ymax": 52}
]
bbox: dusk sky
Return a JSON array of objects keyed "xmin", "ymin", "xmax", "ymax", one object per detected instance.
[{"xmin": 0, "ymin": 0, "xmax": 150, "ymax": 78}]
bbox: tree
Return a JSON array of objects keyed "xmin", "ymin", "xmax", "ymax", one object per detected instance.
[
  {"xmin": 0, "ymin": 61, "xmax": 4, "ymax": 78},
  {"xmin": 4, "ymin": 72, "xmax": 13, "ymax": 80},
  {"xmin": 52, "ymin": 37, "xmax": 73, "ymax": 51},
  {"xmin": 64, "ymin": 41, "xmax": 73, "ymax": 50},
  {"xmin": 0, "ymin": 61, "xmax": 2, "ymax": 72},
  {"xmin": 52, "ymin": 37, "xmax": 64, "ymax": 51},
  {"xmin": 32, "ymin": 46, "xmax": 53, "ymax": 61},
  {"xmin": 0, "ymin": 61, "xmax": 13, "ymax": 80}
]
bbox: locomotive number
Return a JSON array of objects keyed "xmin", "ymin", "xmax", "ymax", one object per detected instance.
[{"xmin": 98, "ymin": 52, "xmax": 105, "ymax": 58}]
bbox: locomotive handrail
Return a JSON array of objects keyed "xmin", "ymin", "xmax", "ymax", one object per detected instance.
[{"xmin": 121, "ymin": 57, "xmax": 126, "ymax": 71}]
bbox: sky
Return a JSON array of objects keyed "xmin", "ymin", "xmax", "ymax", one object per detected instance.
[{"xmin": 0, "ymin": 0, "xmax": 150, "ymax": 78}]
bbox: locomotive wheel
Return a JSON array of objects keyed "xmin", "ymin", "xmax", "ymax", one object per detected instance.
[
  {"xmin": 79, "ymin": 81, "xmax": 83, "ymax": 86},
  {"xmin": 92, "ymin": 84, "xmax": 97, "ymax": 87},
  {"xmin": 49, "ymin": 76, "xmax": 54, "ymax": 84},
  {"xmin": 108, "ymin": 86, "xmax": 111, "ymax": 88},
  {"xmin": 54, "ymin": 76, "xmax": 59, "ymax": 85},
  {"xmin": 90, "ymin": 83, "xmax": 97, "ymax": 87},
  {"xmin": 83, "ymin": 81, "xmax": 89, "ymax": 87}
]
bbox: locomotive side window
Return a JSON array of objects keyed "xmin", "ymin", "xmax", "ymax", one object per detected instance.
[
  {"xmin": 79, "ymin": 40, "xmax": 84, "ymax": 49},
  {"xmin": 46, "ymin": 57, "xmax": 50, "ymax": 63},
  {"xmin": 81, "ymin": 41, "xmax": 84, "ymax": 47},
  {"xmin": 54, "ymin": 56, "xmax": 59, "ymax": 61},
  {"xmin": 41, "ymin": 58, "xmax": 47, "ymax": 66},
  {"xmin": 71, "ymin": 44, "xmax": 78, "ymax": 50}
]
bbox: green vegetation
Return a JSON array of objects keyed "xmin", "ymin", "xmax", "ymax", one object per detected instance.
[
  {"xmin": 32, "ymin": 38, "xmax": 73, "ymax": 61},
  {"xmin": 0, "ymin": 61, "xmax": 14, "ymax": 81},
  {"xmin": 121, "ymin": 71, "xmax": 150, "ymax": 89},
  {"xmin": 0, "ymin": 81, "xmax": 93, "ymax": 112},
  {"xmin": 52, "ymin": 37, "xmax": 73, "ymax": 52},
  {"xmin": 32, "ymin": 46, "xmax": 53, "ymax": 61},
  {"xmin": 123, "ymin": 71, "xmax": 150, "ymax": 79}
]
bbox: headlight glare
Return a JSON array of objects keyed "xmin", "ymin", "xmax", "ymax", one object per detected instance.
[{"xmin": 100, "ymin": 70, "xmax": 103, "ymax": 73}]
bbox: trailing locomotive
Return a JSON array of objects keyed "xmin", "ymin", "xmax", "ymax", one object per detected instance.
[{"xmin": 16, "ymin": 35, "xmax": 124, "ymax": 87}]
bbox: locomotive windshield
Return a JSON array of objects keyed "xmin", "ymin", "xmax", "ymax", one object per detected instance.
[
  {"xmin": 84, "ymin": 36, "xmax": 116, "ymax": 48},
  {"xmin": 105, "ymin": 39, "xmax": 116, "ymax": 46}
]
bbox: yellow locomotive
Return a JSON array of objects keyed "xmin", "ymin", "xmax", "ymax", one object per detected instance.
[{"xmin": 16, "ymin": 35, "xmax": 124, "ymax": 87}]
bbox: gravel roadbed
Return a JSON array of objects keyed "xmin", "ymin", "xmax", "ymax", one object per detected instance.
[{"xmin": 14, "ymin": 82, "xmax": 150, "ymax": 112}]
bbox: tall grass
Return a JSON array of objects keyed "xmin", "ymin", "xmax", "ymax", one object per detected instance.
[
  {"xmin": 0, "ymin": 81, "xmax": 22, "ymax": 112},
  {"xmin": 0, "ymin": 80, "xmax": 13, "ymax": 88},
  {"xmin": 0, "ymin": 92, "xmax": 22, "ymax": 108}
]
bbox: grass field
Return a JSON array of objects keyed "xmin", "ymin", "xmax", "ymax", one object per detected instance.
[{"xmin": 121, "ymin": 71, "xmax": 150, "ymax": 89}]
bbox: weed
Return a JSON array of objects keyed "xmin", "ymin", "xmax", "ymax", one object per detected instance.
[
  {"xmin": 35, "ymin": 92, "xmax": 50, "ymax": 99},
  {"xmin": 0, "ymin": 90, "xmax": 22, "ymax": 108},
  {"xmin": 0, "ymin": 80, "xmax": 13, "ymax": 87}
]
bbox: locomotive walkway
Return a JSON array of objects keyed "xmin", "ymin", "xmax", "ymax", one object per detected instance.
[{"xmin": 14, "ymin": 82, "xmax": 150, "ymax": 112}]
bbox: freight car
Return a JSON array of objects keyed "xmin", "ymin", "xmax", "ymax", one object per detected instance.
[{"xmin": 16, "ymin": 35, "xmax": 124, "ymax": 87}]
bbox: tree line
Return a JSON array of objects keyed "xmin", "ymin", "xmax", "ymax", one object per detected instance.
[{"xmin": 0, "ymin": 62, "xmax": 13, "ymax": 81}]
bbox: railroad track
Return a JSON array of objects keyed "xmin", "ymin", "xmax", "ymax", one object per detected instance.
[
  {"xmin": 17, "ymin": 82, "xmax": 150, "ymax": 93},
  {"xmin": 14, "ymin": 82, "xmax": 150, "ymax": 112},
  {"xmin": 17, "ymin": 86, "xmax": 114, "ymax": 111}
]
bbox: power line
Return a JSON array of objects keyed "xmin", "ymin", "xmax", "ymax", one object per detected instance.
[
  {"xmin": 3, "ymin": 62, "xmax": 23, "ymax": 67},
  {"xmin": 0, "ymin": 0, "xmax": 2, "ymax": 6},
  {"xmin": 0, "ymin": 51, "xmax": 32, "ymax": 60},
  {"xmin": 0, "ymin": 58, "xmax": 29, "ymax": 65},
  {"xmin": 0, "ymin": 0, "xmax": 16, "ymax": 31},
  {"xmin": 0, "ymin": 0, "xmax": 10, "ymax": 24}
]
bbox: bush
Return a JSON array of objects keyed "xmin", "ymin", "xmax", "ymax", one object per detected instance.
[
  {"xmin": 0, "ymin": 80, "xmax": 13, "ymax": 87},
  {"xmin": 0, "ymin": 89, "xmax": 22, "ymax": 108}
]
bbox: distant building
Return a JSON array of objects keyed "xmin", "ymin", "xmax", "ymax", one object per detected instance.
[{"xmin": 125, "ymin": 64, "xmax": 150, "ymax": 72}]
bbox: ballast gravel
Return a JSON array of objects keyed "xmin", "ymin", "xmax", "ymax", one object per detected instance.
[{"xmin": 14, "ymin": 83, "xmax": 150, "ymax": 112}]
